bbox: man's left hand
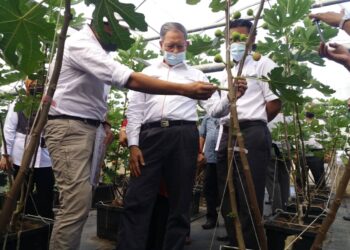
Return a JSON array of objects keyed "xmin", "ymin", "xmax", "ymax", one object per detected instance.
[
  {"xmin": 236, "ymin": 77, "xmax": 248, "ymax": 99},
  {"xmin": 197, "ymin": 152, "xmax": 206, "ymax": 169},
  {"xmin": 103, "ymin": 124, "xmax": 115, "ymax": 145}
]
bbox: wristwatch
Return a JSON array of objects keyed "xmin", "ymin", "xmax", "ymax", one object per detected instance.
[{"xmin": 339, "ymin": 11, "xmax": 350, "ymax": 30}]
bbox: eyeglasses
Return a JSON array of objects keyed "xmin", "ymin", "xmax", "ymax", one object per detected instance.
[{"xmin": 163, "ymin": 43, "xmax": 186, "ymax": 51}]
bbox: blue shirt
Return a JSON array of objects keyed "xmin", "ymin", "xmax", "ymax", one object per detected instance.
[{"xmin": 199, "ymin": 115, "xmax": 220, "ymax": 163}]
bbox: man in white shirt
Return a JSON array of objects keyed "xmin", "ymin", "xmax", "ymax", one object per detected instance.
[
  {"xmin": 118, "ymin": 22, "xmax": 246, "ymax": 250},
  {"xmin": 212, "ymin": 19, "xmax": 282, "ymax": 249},
  {"xmin": 0, "ymin": 79, "xmax": 54, "ymax": 219},
  {"xmin": 44, "ymin": 21, "xmax": 219, "ymax": 250}
]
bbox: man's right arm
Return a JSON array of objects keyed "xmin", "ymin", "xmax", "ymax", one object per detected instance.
[
  {"xmin": 126, "ymin": 90, "xmax": 146, "ymax": 177},
  {"xmin": 0, "ymin": 102, "xmax": 17, "ymax": 170},
  {"xmin": 125, "ymin": 72, "xmax": 217, "ymax": 100},
  {"xmin": 69, "ymin": 42, "xmax": 217, "ymax": 100},
  {"xmin": 309, "ymin": 11, "xmax": 350, "ymax": 35}
]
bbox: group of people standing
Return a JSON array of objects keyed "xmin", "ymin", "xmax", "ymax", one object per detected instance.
[{"xmin": 0, "ymin": 5, "xmax": 349, "ymax": 250}]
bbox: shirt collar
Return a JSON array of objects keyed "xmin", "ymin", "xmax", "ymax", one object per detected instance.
[
  {"xmin": 157, "ymin": 60, "xmax": 189, "ymax": 70},
  {"xmin": 81, "ymin": 25, "xmax": 100, "ymax": 44}
]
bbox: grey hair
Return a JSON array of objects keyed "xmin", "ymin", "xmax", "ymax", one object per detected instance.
[{"xmin": 160, "ymin": 22, "xmax": 188, "ymax": 41}]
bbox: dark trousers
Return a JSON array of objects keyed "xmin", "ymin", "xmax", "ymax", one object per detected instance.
[
  {"xmin": 13, "ymin": 165, "xmax": 55, "ymax": 219},
  {"xmin": 216, "ymin": 122, "xmax": 271, "ymax": 250},
  {"xmin": 306, "ymin": 156, "xmax": 325, "ymax": 189},
  {"xmin": 117, "ymin": 124, "xmax": 198, "ymax": 250},
  {"xmin": 265, "ymin": 155, "xmax": 290, "ymax": 212},
  {"xmin": 146, "ymin": 194, "xmax": 169, "ymax": 250},
  {"xmin": 203, "ymin": 162, "xmax": 218, "ymax": 221}
]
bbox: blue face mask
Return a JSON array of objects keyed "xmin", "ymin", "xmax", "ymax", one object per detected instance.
[
  {"xmin": 230, "ymin": 43, "xmax": 246, "ymax": 62},
  {"xmin": 163, "ymin": 51, "xmax": 186, "ymax": 66}
]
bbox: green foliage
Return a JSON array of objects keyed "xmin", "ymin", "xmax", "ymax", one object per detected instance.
[
  {"xmin": 0, "ymin": 67, "xmax": 24, "ymax": 87},
  {"xmin": 117, "ymin": 37, "xmax": 157, "ymax": 72},
  {"xmin": 257, "ymin": 0, "xmax": 338, "ymax": 104},
  {"xmin": 271, "ymin": 98, "xmax": 349, "ymax": 160},
  {"xmin": 13, "ymin": 88, "xmax": 42, "ymax": 119},
  {"xmin": 186, "ymin": 0, "xmax": 201, "ymax": 4},
  {"xmin": 209, "ymin": 0, "xmax": 238, "ymax": 12},
  {"xmin": 187, "ymin": 34, "xmax": 222, "ymax": 65},
  {"xmin": 0, "ymin": 0, "xmax": 55, "ymax": 75},
  {"xmin": 263, "ymin": 0, "xmax": 313, "ymax": 36},
  {"xmin": 86, "ymin": 0, "xmax": 147, "ymax": 50}
]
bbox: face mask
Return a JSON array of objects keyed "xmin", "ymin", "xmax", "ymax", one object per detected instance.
[
  {"xmin": 100, "ymin": 40, "xmax": 118, "ymax": 52},
  {"xmin": 230, "ymin": 43, "xmax": 246, "ymax": 62},
  {"xmin": 163, "ymin": 51, "xmax": 186, "ymax": 66}
]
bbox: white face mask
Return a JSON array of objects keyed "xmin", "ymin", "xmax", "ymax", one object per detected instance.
[
  {"xmin": 163, "ymin": 51, "xmax": 186, "ymax": 66},
  {"xmin": 230, "ymin": 43, "xmax": 246, "ymax": 62}
]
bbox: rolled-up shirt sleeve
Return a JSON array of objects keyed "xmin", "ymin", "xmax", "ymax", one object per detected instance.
[
  {"xmin": 68, "ymin": 41, "xmax": 133, "ymax": 88},
  {"xmin": 126, "ymin": 90, "xmax": 146, "ymax": 146}
]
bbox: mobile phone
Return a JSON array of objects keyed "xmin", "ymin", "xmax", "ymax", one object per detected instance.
[{"xmin": 313, "ymin": 19, "xmax": 326, "ymax": 43}]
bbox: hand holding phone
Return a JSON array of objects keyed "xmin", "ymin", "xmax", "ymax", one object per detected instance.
[{"xmin": 313, "ymin": 19, "xmax": 326, "ymax": 43}]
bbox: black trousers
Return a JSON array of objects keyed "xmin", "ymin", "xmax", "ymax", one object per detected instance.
[
  {"xmin": 203, "ymin": 162, "xmax": 218, "ymax": 221},
  {"xmin": 265, "ymin": 155, "xmax": 290, "ymax": 212},
  {"xmin": 117, "ymin": 124, "xmax": 198, "ymax": 250},
  {"xmin": 13, "ymin": 165, "xmax": 55, "ymax": 219},
  {"xmin": 146, "ymin": 194, "xmax": 169, "ymax": 250},
  {"xmin": 306, "ymin": 155, "xmax": 325, "ymax": 189},
  {"xmin": 216, "ymin": 122, "xmax": 271, "ymax": 250}
]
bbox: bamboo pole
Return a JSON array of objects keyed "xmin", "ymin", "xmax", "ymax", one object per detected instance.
[
  {"xmin": 225, "ymin": 0, "xmax": 268, "ymax": 249},
  {"xmin": 0, "ymin": 0, "xmax": 72, "ymax": 233},
  {"xmin": 311, "ymin": 157, "xmax": 350, "ymax": 250},
  {"xmin": 224, "ymin": 1, "xmax": 245, "ymax": 248}
]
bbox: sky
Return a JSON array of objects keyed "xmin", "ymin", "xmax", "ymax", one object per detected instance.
[{"xmin": 75, "ymin": 0, "xmax": 350, "ymax": 101}]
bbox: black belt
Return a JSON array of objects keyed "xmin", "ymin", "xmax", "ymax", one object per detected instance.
[
  {"xmin": 48, "ymin": 115, "xmax": 101, "ymax": 127},
  {"xmin": 223, "ymin": 120, "xmax": 266, "ymax": 132},
  {"xmin": 141, "ymin": 120, "xmax": 196, "ymax": 130}
]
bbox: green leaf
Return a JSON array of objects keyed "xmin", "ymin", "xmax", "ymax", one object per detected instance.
[
  {"xmin": 209, "ymin": 0, "xmax": 238, "ymax": 12},
  {"xmin": 186, "ymin": 0, "xmax": 201, "ymax": 4},
  {"xmin": 187, "ymin": 34, "xmax": 221, "ymax": 56},
  {"xmin": 263, "ymin": 0, "xmax": 313, "ymax": 31},
  {"xmin": 85, "ymin": 0, "xmax": 147, "ymax": 50},
  {"xmin": 0, "ymin": 0, "xmax": 55, "ymax": 75}
]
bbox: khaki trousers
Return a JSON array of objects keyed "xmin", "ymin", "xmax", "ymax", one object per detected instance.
[{"xmin": 44, "ymin": 119, "xmax": 96, "ymax": 250}]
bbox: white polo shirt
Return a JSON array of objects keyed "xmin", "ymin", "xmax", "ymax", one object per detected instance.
[
  {"xmin": 126, "ymin": 61, "xmax": 230, "ymax": 146},
  {"xmin": 49, "ymin": 25, "xmax": 133, "ymax": 121}
]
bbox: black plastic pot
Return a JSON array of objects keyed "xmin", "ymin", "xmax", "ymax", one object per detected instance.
[
  {"xmin": 265, "ymin": 211, "xmax": 324, "ymax": 250},
  {"xmin": 96, "ymin": 202, "xmax": 123, "ymax": 241},
  {"xmin": 0, "ymin": 215, "xmax": 53, "ymax": 250},
  {"xmin": 92, "ymin": 183, "xmax": 115, "ymax": 208},
  {"xmin": 286, "ymin": 203, "xmax": 325, "ymax": 216}
]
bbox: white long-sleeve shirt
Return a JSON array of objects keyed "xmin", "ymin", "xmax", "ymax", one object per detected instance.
[
  {"xmin": 213, "ymin": 55, "xmax": 279, "ymax": 125},
  {"xmin": 1, "ymin": 101, "xmax": 51, "ymax": 168},
  {"xmin": 126, "ymin": 61, "xmax": 230, "ymax": 146},
  {"xmin": 49, "ymin": 25, "xmax": 133, "ymax": 121}
]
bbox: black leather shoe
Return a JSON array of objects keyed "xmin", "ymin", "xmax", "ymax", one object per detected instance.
[
  {"xmin": 201, "ymin": 220, "xmax": 218, "ymax": 229},
  {"xmin": 216, "ymin": 235, "xmax": 230, "ymax": 242},
  {"xmin": 343, "ymin": 215, "xmax": 350, "ymax": 221}
]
